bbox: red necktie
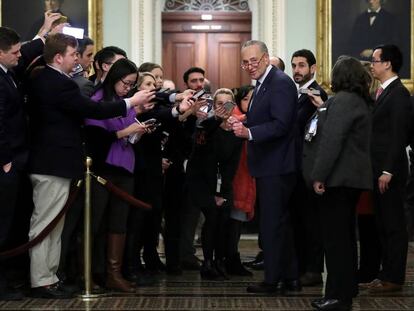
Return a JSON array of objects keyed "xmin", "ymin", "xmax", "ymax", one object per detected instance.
[{"xmin": 375, "ymin": 87, "xmax": 384, "ymax": 101}]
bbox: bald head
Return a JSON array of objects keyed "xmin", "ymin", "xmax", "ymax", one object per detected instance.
[{"xmin": 269, "ymin": 56, "xmax": 285, "ymax": 72}]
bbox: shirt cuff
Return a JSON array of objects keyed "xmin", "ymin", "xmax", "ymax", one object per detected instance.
[
  {"xmin": 124, "ymin": 98, "xmax": 132, "ymax": 110},
  {"xmin": 169, "ymin": 93, "xmax": 177, "ymax": 103},
  {"xmin": 382, "ymin": 171, "xmax": 393, "ymax": 176},
  {"xmin": 171, "ymin": 106, "xmax": 179, "ymax": 117},
  {"xmin": 248, "ymin": 129, "xmax": 253, "ymax": 141}
]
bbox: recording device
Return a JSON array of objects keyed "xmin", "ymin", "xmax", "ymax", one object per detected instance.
[
  {"xmin": 62, "ymin": 26, "xmax": 84, "ymax": 39},
  {"xmin": 299, "ymin": 88, "xmax": 321, "ymax": 96},
  {"xmin": 199, "ymin": 97, "xmax": 213, "ymax": 113},
  {"xmin": 142, "ymin": 118, "xmax": 161, "ymax": 129},
  {"xmin": 150, "ymin": 87, "xmax": 175, "ymax": 103},
  {"xmin": 191, "ymin": 89, "xmax": 206, "ymax": 101},
  {"xmin": 223, "ymin": 101, "xmax": 235, "ymax": 112}
]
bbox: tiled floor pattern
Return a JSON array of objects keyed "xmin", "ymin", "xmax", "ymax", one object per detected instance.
[{"xmin": 0, "ymin": 242, "xmax": 413, "ymax": 310}]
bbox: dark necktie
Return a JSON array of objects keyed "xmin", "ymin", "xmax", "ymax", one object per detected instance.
[
  {"xmin": 249, "ymin": 81, "xmax": 261, "ymax": 111},
  {"xmin": 368, "ymin": 12, "xmax": 378, "ymax": 18}
]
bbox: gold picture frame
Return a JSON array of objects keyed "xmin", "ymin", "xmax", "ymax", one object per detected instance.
[
  {"xmin": 316, "ymin": 0, "xmax": 414, "ymax": 92},
  {"xmin": 0, "ymin": 0, "xmax": 102, "ymax": 51}
]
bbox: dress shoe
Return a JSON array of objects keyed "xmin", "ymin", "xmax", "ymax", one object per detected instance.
[
  {"xmin": 300, "ymin": 272, "xmax": 323, "ymax": 286},
  {"xmin": 200, "ymin": 260, "xmax": 224, "ymax": 281},
  {"xmin": 368, "ymin": 280, "xmax": 402, "ymax": 293},
  {"xmin": 311, "ymin": 298, "xmax": 351, "ymax": 310},
  {"xmin": 215, "ymin": 259, "xmax": 229, "ymax": 280},
  {"xmin": 181, "ymin": 255, "xmax": 201, "ymax": 270},
  {"xmin": 0, "ymin": 288, "xmax": 24, "ymax": 301},
  {"xmin": 311, "ymin": 297, "xmax": 326, "ymax": 309},
  {"xmin": 31, "ymin": 283, "xmax": 73, "ymax": 299},
  {"xmin": 358, "ymin": 278, "xmax": 381, "ymax": 288},
  {"xmin": 249, "ymin": 260, "xmax": 264, "ymax": 271},
  {"xmin": 284, "ymin": 279, "xmax": 302, "ymax": 292},
  {"xmin": 243, "ymin": 251, "xmax": 263, "ymax": 268},
  {"xmin": 246, "ymin": 282, "xmax": 283, "ymax": 295},
  {"xmin": 57, "ymin": 280, "xmax": 80, "ymax": 294},
  {"xmin": 226, "ymin": 253, "xmax": 253, "ymax": 276}
]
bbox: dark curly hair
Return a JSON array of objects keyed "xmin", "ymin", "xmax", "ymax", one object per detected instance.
[
  {"xmin": 234, "ymin": 85, "xmax": 254, "ymax": 112},
  {"xmin": 331, "ymin": 55, "xmax": 372, "ymax": 103}
]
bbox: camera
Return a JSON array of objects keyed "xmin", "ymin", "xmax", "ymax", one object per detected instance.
[
  {"xmin": 223, "ymin": 101, "xmax": 235, "ymax": 112},
  {"xmin": 142, "ymin": 118, "xmax": 161, "ymax": 128},
  {"xmin": 190, "ymin": 89, "xmax": 206, "ymax": 101}
]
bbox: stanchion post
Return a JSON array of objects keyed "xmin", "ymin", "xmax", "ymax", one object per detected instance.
[{"xmin": 80, "ymin": 157, "xmax": 101, "ymax": 300}]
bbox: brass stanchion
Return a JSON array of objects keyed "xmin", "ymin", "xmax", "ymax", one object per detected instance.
[{"xmin": 80, "ymin": 157, "xmax": 102, "ymax": 300}]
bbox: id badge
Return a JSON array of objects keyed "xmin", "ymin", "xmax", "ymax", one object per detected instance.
[{"xmin": 309, "ymin": 116, "xmax": 318, "ymax": 135}]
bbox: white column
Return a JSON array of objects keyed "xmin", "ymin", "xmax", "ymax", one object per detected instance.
[{"xmin": 130, "ymin": 0, "xmax": 163, "ymax": 65}]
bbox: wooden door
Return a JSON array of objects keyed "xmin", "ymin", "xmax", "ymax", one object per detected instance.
[{"xmin": 162, "ymin": 12, "xmax": 251, "ymax": 92}]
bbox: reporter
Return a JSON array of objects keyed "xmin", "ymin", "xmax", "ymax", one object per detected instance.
[
  {"xmin": 302, "ymin": 56, "xmax": 373, "ymax": 310},
  {"xmin": 84, "ymin": 58, "xmax": 149, "ymax": 293}
]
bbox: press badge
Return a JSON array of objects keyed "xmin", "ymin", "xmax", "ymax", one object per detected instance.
[{"xmin": 305, "ymin": 115, "xmax": 318, "ymax": 142}]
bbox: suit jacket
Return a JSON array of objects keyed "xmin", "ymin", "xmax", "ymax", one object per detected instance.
[
  {"xmin": 27, "ymin": 66, "xmax": 127, "ymax": 179},
  {"xmin": 72, "ymin": 74, "xmax": 95, "ymax": 97},
  {"xmin": 303, "ymin": 91, "xmax": 373, "ymax": 190},
  {"xmin": 349, "ymin": 8, "xmax": 399, "ymax": 60},
  {"xmin": 0, "ymin": 39, "xmax": 44, "ymax": 169},
  {"xmin": 246, "ymin": 66, "xmax": 298, "ymax": 177},
  {"xmin": 371, "ymin": 78, "xmax": 411, "ymax": 182}
]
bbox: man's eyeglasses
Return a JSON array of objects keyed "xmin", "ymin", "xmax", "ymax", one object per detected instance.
[
  {"xmin": 241, "ymin": 53, "xmax": 265, "ymax": 70},
  {"xmin": 120, "ymin": 78, "xmax": 137, "ymax": 89},
  {"xmin": 370, "ymin": 59, "xmax": 384, "ymax": 64}
]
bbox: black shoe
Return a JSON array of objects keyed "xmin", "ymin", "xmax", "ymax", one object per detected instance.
[
  {"xmin": 31, "ymin": 284, "xmax": 73, "ymax": 299},
  {"xmin": 243, "ymin": 251, "xmax": 264, "ymax": 268},
  {"xmin": 226, "ymin": 253, "xmax": 253, "ymax": 276},
  {"xmin": 250, "ymin": 260, "xmax": 264, "ymax": 270},
  {"xmin": 285, "ymin": 279, "xmax": 302, "ymax": 292},
  {"xmin": 312, "ymin": 298, "xmax": 351, "ymax": 310},
  {"xmin": 57, "ymin": 280, "xmax": 79, "ymax": 294},
  {"xmin": 311, "ymin": 297, "xmax": 326, "ymax": 308},
  {"xmin": 246, "ymin": 282, "xmax": 284, "ymax": 294},
  {"xmin": 181, "ymin": 255, "xmax": 201, "ymax": 270},
  {"xmin": 200, "ymin": 260, "xmax": 224, "ymax": 281},
  {"xmin": 125, "ymin": 270, "xmax": 157, "ymax": 286},
  {"xmin": 300, "ymin": 272, "xmax": 323, "ymax": 286},
  {"xmin": 215, "ymin": 259, "xmax": 229, "ymax": 280},
  {"xmin": 0, "ymin": 288, "xmax": 24, "ymax": 301}
]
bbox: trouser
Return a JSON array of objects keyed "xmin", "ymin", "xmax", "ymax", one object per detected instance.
[{"xmin": 29, "ymin": 174, "xmax": 71, "ymax": 287}]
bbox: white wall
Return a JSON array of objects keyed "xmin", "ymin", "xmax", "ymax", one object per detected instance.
[
  {"xmin": 103, "ymin": 0, "xmax": 131, "ymax": 56},
  {"xmin": 285, "ymin": 0, "xmax": 317, "ymax": 69}
]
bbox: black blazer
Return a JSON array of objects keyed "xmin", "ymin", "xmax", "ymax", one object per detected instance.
[
  {"xmin": 303, "ymin": 91, "xmax": 373, "ymax": 190},
  {"xmin": 246, "ymin": 66, "xmax": 298, "ymax": 177},
  {"xmin": 0, "ymin": 39, "xmax": 44, "ymax": 169},
  {"xmin": 27, "ymin": 66, "xmax": 127, "ymax": 179},
  {"xmin": 371, "ymin": 78, "xmax": 411, "ymax": 182}
]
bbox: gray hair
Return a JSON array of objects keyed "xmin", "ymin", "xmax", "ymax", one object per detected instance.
[{"xmin": 241, "ymin": 40, "xmax": 268, "ymax": 54}]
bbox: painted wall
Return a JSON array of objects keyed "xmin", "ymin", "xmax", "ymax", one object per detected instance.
[
  {"xmin": 103, "ymin": 0, "xmax": 131, "ymax": 56},
  {"xmin": 285, "ymin": 0, "xmax": 317, "ymax": 70}
]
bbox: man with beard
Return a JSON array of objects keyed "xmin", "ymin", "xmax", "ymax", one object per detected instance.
[{"xmin": 290, "ymin": 49, "xmax": 328, "ymax": 287}]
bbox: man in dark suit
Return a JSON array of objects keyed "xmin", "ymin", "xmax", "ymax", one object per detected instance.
[
  {"xmin": 26, "ymin": 33, "xmax": 154, "ymax": 299},
  {"xmin": 349, "ymin": 0, "xmax": 399, "ymax": 61},
  {"xmin": 71, "ymin": 36, "xmax": 94, "ymax": 97},
  {"xmin": 367, "ymin": 44, "xmax": 410, "ymax": 292},
  {"xmin": 0, "ymin": 14, "xmax": 62, "ymax": 301},
  {"xmin": 289, "ymin": 49, "xmax": 328, "ymax": 287},
  {"xmin": 232, "ymin": 40, "xmax": 299, "ymax": 294}
]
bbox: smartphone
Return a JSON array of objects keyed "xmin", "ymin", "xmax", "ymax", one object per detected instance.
[
  {"xmin": 191, "ymin": 89, "xmax": 206, "ymax": 101},
  {"xmin": 223, "ymin": 101, "xmax": 235, "ymax": 112},
  {"xmin": 299, "ymin": 88, "xmax": 321, "ymax": 96},
  {"xmin": 62, "ymin": 26, "xmax": 84, "ymax": 39},
  {"xmin": 143, "ymin": 118, "xmax": 157, "ymax": 126}
]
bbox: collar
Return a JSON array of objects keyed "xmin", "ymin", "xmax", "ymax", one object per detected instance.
[
  {"xmin": 380, "ymin": 76, "xmax": 398, "ymax": 90},
  {"xmin": 0, "ymin": 63, "xmax": 8, "ymax": 74},
  {"xmin": 367, "ymin": 7, "xmax": 381, "ymax": 13},
  {"xmin": 256, "ymin": 65, "xmax": 273, "ymax": 86},
  {"xmin": 47, "ymin": 64, "xmax": 71, "ymax": 78}
]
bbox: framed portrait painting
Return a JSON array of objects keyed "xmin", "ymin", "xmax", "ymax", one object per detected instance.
[
  {"xmin": 0, "ymin": 0, "xmax": 103, "ymax": 50},
  {"xmin": 317, "ymin": 0, "xmax": 413, "ymax": 91}
]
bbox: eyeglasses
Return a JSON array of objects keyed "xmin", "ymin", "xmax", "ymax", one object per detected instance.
[
  {"xmin": 120, "ymin": 78, "xmax": 137, "ymax": 89},
  {"xmin": 241, "ymin": 54, "xmax": 265, "ymax": 70},
  {"xmin": 370, "ymin": 59, "xmax": 384, "ymax": 64}
]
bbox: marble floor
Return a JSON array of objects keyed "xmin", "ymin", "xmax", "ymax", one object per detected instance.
[{"xmin": 0, "ymin": 240, "xmax": 413, "ymax": 310}]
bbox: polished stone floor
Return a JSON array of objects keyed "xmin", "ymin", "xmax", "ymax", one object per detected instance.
[{"xmin": 0, "ymin": 240, "xmax": 413, "ymax": 310}]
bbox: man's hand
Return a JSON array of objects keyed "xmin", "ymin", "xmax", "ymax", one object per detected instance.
[
  {"xmin": 360, "ymin": 49, "xmax": 374, "ymax": 58},
  {"xmin": 307, "ymin": 91, "xmax": 324, "ymax": 108},
  {"xmin": 129, "ymin": 90, "xmax": 155, "ymax": 108},
  {"xmin": 313, "ymin": 181, "xmax": 325, "ymax": 195},
  {"xmin": 177, "ymin": 95, "xmax": 194, "ymax": 113},
  {"xmin": 38, "ymin": 11, "xmax": 62, "ymax": 38},
  {"xmin": 175, "ymin": 89, "xmax": 195, "ymax": 102},
  {"xmin": 378, "ymin": 173, "xmax": 392, "ymax": 194},
  {"xmin": 2, "ymin": 162, "xmax": 12, "ymax": 173},
  {"xmin": 215, "ymin": 196, "xmax": 226, "ymax": 207},
  {"xmin": 232, "ymin": 120, "xmax": 249, "ymax": 139}
]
